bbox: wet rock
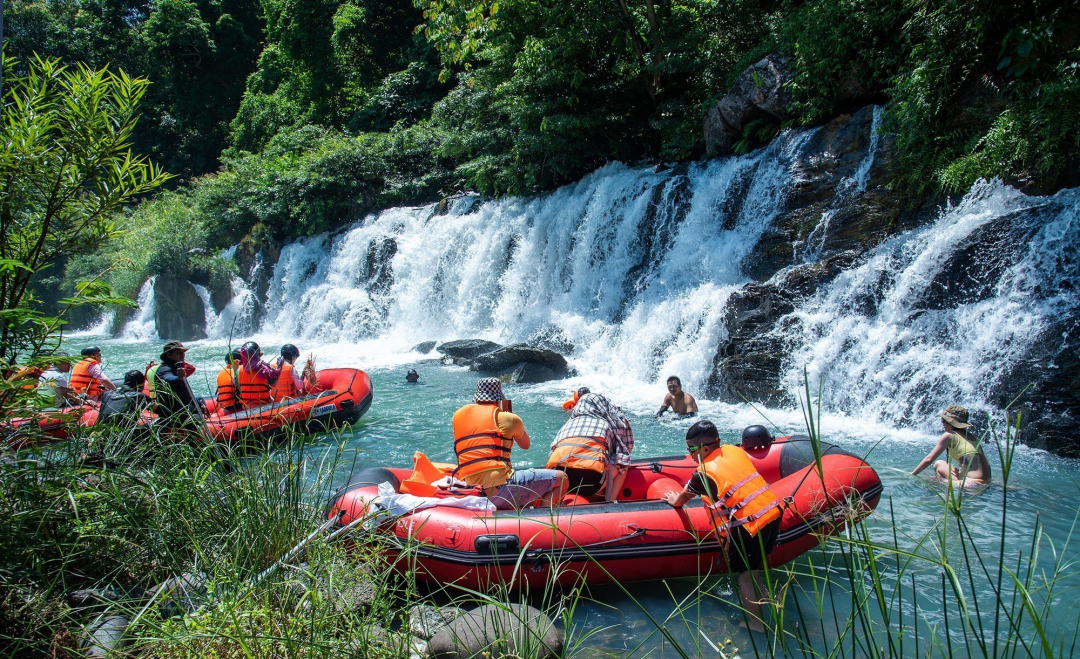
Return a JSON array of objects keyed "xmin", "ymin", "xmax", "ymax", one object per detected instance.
[
  {"xmin": 151, "ymin": 571, "xmax": 207, "ymax": 618},
  {"xmin": 412, "ymin": 341, "xmax": 438, "ymax": 353},
  {"xmin": 318, "ymin": 573, "xmax": 378, "ymax": 615},
  {"xmin": 153, "ymin": 276, "xmax": 207, "ymax": 341},
  {"xmin": 472, "ymin": 345, "xmax": 570, "ymax": 382},
  {"xmin": 427, "ymin": 603, "xmax": 563, "ymax": 659},
  {"xmin": 526, "ymin": 325, "xmax": 575, "ymax": 355},
  {"xmin": 745, "ymin": 105, "xmax": 934, "ymax": 282},
  {"xmin": 437, "ymin": 339, "xmax": 504, "ymax": 360},
  {"xmin": 708, "ymin": 253, "xmax": 859, "ymax": 405},
  {"xmin": 408, "ymin": 604, "xmax": 463, "ymax": 639},
  {"xmin": 705, "ymin": 54, "xmax": 793, "ymax": 157},
  {"xmin": 81, "ymin": 614, "xmax": 129, "ymax": 657},
  {"xmin": 69, "ymin": 587, "xmax": 137, "ymax": 608}
]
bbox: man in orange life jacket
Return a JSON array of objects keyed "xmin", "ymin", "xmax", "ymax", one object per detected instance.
[
  {"xmin": 548, "ymin": 392, "xmax": 634, "ymax": 501},
  {"xmin": 664, "ymin": 420, "xmax": 782, "ymax": 632},
  {"xmin": 269, "ymin": 344, "xmax": 305, "ymax": 402},
  {"xmin": 69, "ymin": 347, "xmax": 116, "ymax": 400},
  {"xmin": 452, "ymin": 378, "xmax": 568, "ymax": 510},
  {"xmin": 215, "ymin": 348, "xmax": 244, "ymax": 414},
  {"xmin": 236, "ymin": 341, "xmax": 280, "ymax": 408}
]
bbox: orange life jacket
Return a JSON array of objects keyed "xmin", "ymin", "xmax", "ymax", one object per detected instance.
[
  {"xmin": 452, "ymin": 403, "xmax": 513, "ymax": 484},
  {"xmin": 546, "ymin": 434, "xmax": 608, "ymax": 473},
  {"xmin": 236, "ymin": 366, "xmax": 271, "ymax": 407},
  {"xmin": 12, "ymin": 365, "xmax": 44, "ymax": 391},
  {"xmin": 216, "ymin": 366, "xmax": 239, "ymax": 410},
  {"xmin": 561, "ymin": 391, "xmax": 582, "ymax": 411},
  {"xmin": 270, "ymin": 362, "xmax": 298, "ymax": 401},
  {"xmin": 698, "ymin": 445, "xmax": 781, "ymax": 539},
  {"xmin": 69, "ymin": 358, "xmax": 102, "ymax": 399}
]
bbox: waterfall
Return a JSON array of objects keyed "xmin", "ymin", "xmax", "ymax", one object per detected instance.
[
  {"xmin": 197, "ymin": 277, "xmax": 257, "ymax": 341},
  {"xmin": 254, "ymin": 130, "xmax": 813, "ymax": 395},
  {"xmin": 781, "ymin": 180, "xmax": 1080, "ymax": 429},
  {"xmin": 118, "ymin": 277, "xmax": 158, "ymax": 341}
]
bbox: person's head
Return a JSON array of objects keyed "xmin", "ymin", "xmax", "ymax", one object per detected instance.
[
  {"xmin": 53, "ymin": 351, "xmax": 70, "ymax": 372},
  {"xmin": 406, "ymin": 368, "xmax": 419, "ymax": 382},
  {"xmin": 81, "ymin": 346, "xmax": 101, "ymax": 361},
  {"xmin": 474, "ymin": 377, "xmax": 504, "ymax": 404},
  {"xmin": 686, "ymin": 420, "xmax": 720, "ymax": 459},
  {"xmin": 123, "ymin": 370, "xmax": 146, "ymax": 389},
  {"xmin": 666, "ymin": 376, "xmax": 682, "ymax": 395},
  {"xmin": 741, "ymin": 425, "xmax": 774, "ymax": 451},
  {"xmin": 280, "ymin": 344, "xmax": 300, "ymax": 364},
  {"xmin": 240, "ymin": 341, "xmax": 262, "ymax": 364},
  {"xmin": 226, "ymin": 348, "xmax": 242, "ymax": 365},
  {"xmin": 576, "ymin": 387, "xmax": 591, "ymax": 398},
  {"xmin": 939, "ymin": 404, "xmax": 971, "ymax": 431},
  {"xmin": 161, "ymin": 340, "xmax": 187, "ymax": 362}
]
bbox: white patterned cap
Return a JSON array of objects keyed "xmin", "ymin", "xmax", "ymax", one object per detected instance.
[{"xmin": 474, "ymin": 378, "xmax": 504, "ymax": 402}]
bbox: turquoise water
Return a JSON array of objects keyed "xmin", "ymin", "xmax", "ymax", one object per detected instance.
[{"xmin": 65, "ymin": 335, "xmax": 1080, "ymax": 656}]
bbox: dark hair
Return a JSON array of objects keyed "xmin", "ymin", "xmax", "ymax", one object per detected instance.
[
  {"xmin": 123, "ymin": 370, "xmax": 145, "ymax": 388},
  {"xmin": 666, "ymin": 376, "xmax": 681, "ymax": 386},
  {"xmin": 686, "ymin": 419, "xmax": 719, "ymax": 445},
  {"xmin": 280, "ymin": 344, "xmax": 300, "ymax": 360},
  {"xmin": 576, "ymin": 387, "xmax": 591, "ymax": 396},
  {"xmin": 81, "ymin": 346, "xmax": 101, "ymax": 356}
]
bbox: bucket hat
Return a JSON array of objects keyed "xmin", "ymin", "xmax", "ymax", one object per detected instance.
[
  {"xmin": 939, "ymin": 404, "xmax": 971, "ymax": 429},
  {"xmin": 474, "ymin": 378, "xmax": 504, "ymax": 402}
]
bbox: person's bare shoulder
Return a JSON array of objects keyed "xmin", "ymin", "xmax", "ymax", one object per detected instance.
[{"xmin": 662, "ymin": 392, "xmax": 675, "ymax": 405}]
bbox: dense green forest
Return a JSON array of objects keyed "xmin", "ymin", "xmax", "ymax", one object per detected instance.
[{"xmin": 8, "ymin": 0, "xmax": 1078, "ymax": 300}]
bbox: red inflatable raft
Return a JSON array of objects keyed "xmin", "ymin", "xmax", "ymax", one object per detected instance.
[
  {"xmin": 5, "ymin": 368, "xmax": 372, "ymax": 447},
  {"xmin": 327, "ymin": 435, "xmax": 882, "ymax": 590}
]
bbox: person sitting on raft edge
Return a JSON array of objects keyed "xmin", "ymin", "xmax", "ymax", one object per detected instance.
[
  {"xmin": 663, "ymin": 419, "xmax": 782, "ymax": 633},
  {"xmin": 451, "ymin": 377, "xmax": 568, "ymax": 510},
  {"xmin": 657, "ymin": 375, "xmax": 698, "ymax": 418},
  {"xmin": 912, "ymin": 404, "xmax": 992, "ymax": 487}
]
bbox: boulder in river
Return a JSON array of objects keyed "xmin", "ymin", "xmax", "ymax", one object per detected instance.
[
  {"xmin": 412, "ymin": 341, "xmax": 438, "ymax": 353},
  {"xmin": 426, "ymin": 603, "xmax": 563, "ymax": 659},
  {"xmin": 705, "ymin": 53, "xmax": 793, "ymax": 157},
  {"xmin": 153, "ymin": 276, "xmax": 207, "ymax": 342},
  {"xmin": 437, "ymin": 339, "xmax": 504, "ymax": 360},
  {"xmin": 471, "ymin": 344, "xmax": 570, "ymax": 383}
]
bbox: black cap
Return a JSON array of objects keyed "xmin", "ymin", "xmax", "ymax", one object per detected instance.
[
  {"xmin": 123, "ymin": 370, "xmax": 146, "ymax": 388},
  {"xmin": 741, "ymin": 425, "xmax": 774, "ymax": 451},
  {"xmin": 281, "ymin": 344, "xmax": 300, "ymax": 360},
  {"xmin": 81, "ymin": 346, "xmax": 101, "ymax": 356}
]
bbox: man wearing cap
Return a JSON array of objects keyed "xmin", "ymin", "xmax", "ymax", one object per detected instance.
[
  {"xmin": 69, "ymin": 347, "xmax": 116, "ymax": 400},
  {"xmin": 452, "ymin": 378, "xmax": 568, "ymax": 510},
  {"xmin": 912, "ymin": 405, "xmax": 992, "ymax": 486},
  {"xmin": 153, "ymin": 340, "xmax": 201, "ymax": 427}
]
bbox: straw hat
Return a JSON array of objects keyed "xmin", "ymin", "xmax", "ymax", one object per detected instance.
[{"xmin": 939, "ymin": 404, "xmax": 971, "ymax": 429}]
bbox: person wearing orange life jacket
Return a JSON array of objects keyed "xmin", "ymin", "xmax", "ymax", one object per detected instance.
[
  {"xmin": 236, "ymin": 341, "xmax": 280, "ymax": 408},
  {"xmin": 547, "ymin": 392, "xmax": 633, "ymax": 501},
  {"xmin": 269, "ymin": 344, "xmax": 305, "ymax": 402},
  {"xmin": 664, "ymin": 420, "xmax": 782, "ymax": 633},
  {"xmin": 215, "ymin": 348, "xmax": 244, "ymax": 414},
  {"xmin": 69, "ymin": 347, "xmax": 116, "ymax": 400},
  {"xmin": 452, "ymin": 378, "xmax": 568, "ymax": 510},
  {"xmin": 560, "ymin": 386, "xmax": 590, "ymax": 411}
]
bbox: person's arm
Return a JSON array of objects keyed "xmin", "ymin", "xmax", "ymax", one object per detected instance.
[
  {"xmin": 611, "ymin": 424, "xmax": 634, "ymax": 466},
  {"xmin": 664, "ymin": 486, "xmax": 695, "ymax": 507},
  {"xmin": 685, "ymin": 394, "xmax": 698, "ymax": 414},
  {"xmin": 502, "ymin": 412, "xmax": 531, "ymax": 449},
  {"xmin": 912, "ymin": 434, "xmax": 951, "ymax": 475},
  {"xmin": 157, "ymin": 364, "xmax": 184, "ymax": 385},
  {"xmin": 291, "ymin": 367, "xmax": 305, "ymax": 393},
  {"xmin": 656, "ymin": 394, "xmax": 673, "ymax": 418}
]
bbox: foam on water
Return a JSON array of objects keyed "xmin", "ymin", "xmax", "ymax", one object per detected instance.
[{"xmin": 118, "ymin": 277, "xmax": 158, "ymax": 342}]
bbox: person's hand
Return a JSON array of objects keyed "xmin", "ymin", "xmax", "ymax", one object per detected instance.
[
  {"xmin": 175, "ymin": 363, "xmax": 187, "ymax": 378},
  {"xmin": 663, "ymin": 491, "xmax": 678, "ymax": 506}
]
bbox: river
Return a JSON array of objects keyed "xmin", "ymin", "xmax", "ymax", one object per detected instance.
[{"xmin": 63, "ymin": 332, "xmax": 1080, "ymax": 656}]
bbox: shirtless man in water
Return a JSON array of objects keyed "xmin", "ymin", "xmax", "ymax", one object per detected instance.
[{"xmin": 656, "ymin": 376, "xmax": 698, "ymax": 418}]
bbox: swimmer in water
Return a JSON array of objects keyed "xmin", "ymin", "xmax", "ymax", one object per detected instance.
[
  {"xmin": 406, "ymin": 368, "xmax": 420, "ymax": 383},
  {"xmin": 656, "ymin": 376, "xmax": 698, "ymax": 419}
]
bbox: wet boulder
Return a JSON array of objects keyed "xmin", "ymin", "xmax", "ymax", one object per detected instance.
[
  {"xmin": 437, "ymin": 339, "xmax": 504, "ymax": 360},
  {"xmin": 81, "ymin": 615, "xmax": 130, "ymax": 657},
  {"xmin": 427, "ymin": 603, "xmax": 563, "ymax": 659},
  {"xmin": 705, "ymin": 54, "xmax": 793, "ymax": 157},
  {"xmin": 153, "ymin": 276, "xmax": 207, "ymax": 341},
  {"xmin": 150, "ymin": 571, "xmax": 207, "ymax": 618},
  {"xmin": 471, "ymin": 344, "xmax": 570, "ymax": 383},
  {"xmin": 412, "ymin": 341, "xmax": 438, "ymax": 353}
]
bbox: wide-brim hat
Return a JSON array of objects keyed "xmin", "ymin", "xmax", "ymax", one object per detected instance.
[
  {"xmin": 474, "ymin": 377, "xmax": 504, "ymax": 402},
  {"xmin": 939, "ymin": 404, "xmax": 970, "ymax": 428}
]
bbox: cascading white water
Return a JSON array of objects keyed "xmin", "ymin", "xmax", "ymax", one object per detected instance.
[
  {"xmin": 196, "ymin": 277, "xmax": 257, "ymax": 341},
  {"xmin": 256, "ymin": 130, "xmax": 813, "ymax": 395},
  {"xmin": 781, "ymin": 180, "xmax": 1080, "ymax": 429},
  {"xmin": 118, "ymin": 277, "xmax": 158, "ymax": 341}
]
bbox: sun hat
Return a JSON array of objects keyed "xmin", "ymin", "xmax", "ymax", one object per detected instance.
[
  {"xmin": 939, "ymin": 404, "xmax": 971, "ymax": 429},
  {"xmin": 474, "ymin": 378, "xmax": 504, "ymax": 403}
]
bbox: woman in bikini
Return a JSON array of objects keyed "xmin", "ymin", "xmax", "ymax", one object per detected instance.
[{"xmin": 912, "ymin": 405, "xmax": 991, "ymax": 487}]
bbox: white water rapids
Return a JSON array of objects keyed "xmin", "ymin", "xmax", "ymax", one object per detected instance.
[{"xmin": 119, "ymin": 113, "xmax": 1079, "ymax": 437}]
